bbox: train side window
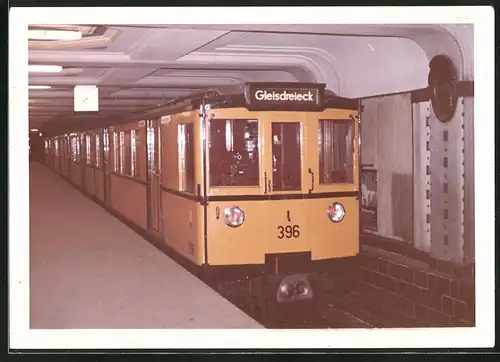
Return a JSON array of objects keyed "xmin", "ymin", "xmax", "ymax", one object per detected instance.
[
  {"xmin": 90, "ymin": 135, "xmax": 95, "ymax": 166},
  {"xmin": 271, "ymin": 122, "xmax": 302, "ymax": 191},
  {"xmin": 65, "ymin": 138, "xmax": 70, "ymax": 160},
  {"xmin": 134, "ymin": 127, "xmax": 144, "ymax": 179},
  {"xmin": 71, "ymin": 136, "xmax": 80, "ymax": 163},
  {"xmin": 122, "ymin": 131, "xmax": 132, "ymax": 176},
  {"xmin": 318, "ymin": 119, "xmax": 355, "ymax": 184},
  {"xmin": 77, "ymin": 136, "xmax": 81, "ymax": 163},
  {"xmin": 113, "ymin": 132, "xmax": 120, "ymax": 172},
  {"xmin": 131, "ymin": 130, "xmax": 138, "ymax": 177},
  {"xmin": 208, "ymin": 119, "xmax": 259, "ymax": 187},
  {"xmin": 80, "ymin": 135, "xmax": 85, "ymax": 164},
  {"xmin": 95, "ymin": 133, "xmax": 101, "ymax": 168},
  {"xmin": 178, "ymin": 123, "xmax": 195, "ymax": 193},
  {"xmin": 85, "ymin": 135, "xmax": 92, "ymax": 165},
  {"xmin": 119, "ymin": 131, "xmax": 126, "ymax": 174}
]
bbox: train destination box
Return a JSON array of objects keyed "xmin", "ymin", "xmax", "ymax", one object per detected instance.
[{"xmin": 243, "ymin": 82, "xmax": 326, "ymax": 111}]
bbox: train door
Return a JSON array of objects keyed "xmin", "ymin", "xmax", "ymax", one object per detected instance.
[
  {"xmin": 102, "ymin": 128, "xmax": 112, "ymax": 206},
  {"xmin": 50, "ymin": 139, "xmax": 54, "ymax": 168},
  {"xmin": 266, "ymin": 120, "xmax": 306, "ymax": 194},
  {"xmin": 63, "ymin": 137, "xmax": 68, "ymax": 178},
  {"xmin": 67, "ymin": 136, "xmax": 72, "ymax": 180},
  {"xmin": 262, "ymin": 117, "xmax": 310, "ymax": 253},
  {"xmin": 45, "ymin": 139, "xmax": 51, "ymax": 167},
  {"xmin": 59, "ymin": 137, "xmax": 64, "ymax": 172},
  {"xmin": 80, "ymin": 134, "xmax": 86, "ymax": 187},
  {"xmin": 146, "ymin": 119, "xmax": 162, "ymax": 233},
  {"xmin": 56, "ymin": 137, "xmax": 61, "ymax": 173},
  {"xmin": 60, "ymin": 138, "xmax": 64, "ymax": 172},
  {"xmin": 60, "ymin": 137, "xmax": 65, "ymax": 176}
]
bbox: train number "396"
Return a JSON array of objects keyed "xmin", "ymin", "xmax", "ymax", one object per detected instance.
[{"xmin": 277, "ymin": 225, "xmax": 300, "ymax": 239}]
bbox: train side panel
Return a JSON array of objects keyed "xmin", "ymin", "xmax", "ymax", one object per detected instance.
[
  {"xmin": 84, "ymin": 165, "xmax": 95, "ymax": 195},
  {"xmin": 60, "ymin": 137, "xmax": 70, "ymax": 179},
  {"xmin": 206, "ymin": 201, "xmax": 271, "ymax": 265},
  {"xmin": 161, "ymin": 193, "xmax": 202, "ymax": 263},
  {"xmin": 84, "ymin": 132, "xmax": 96, "ymax": 196},
  {"xmin": 54, "ymin": 138, "xmax": 61, "ymax": 174},
  {"xmin": 94, "ymin": 167, "xmax": 105, "ymax": 201},
  {"xmin": 69, "ymin": 161, "xmax": 81, "ymax": 188},
  {"xmin": 110, "ymin": 174, "xmax": 148, "ymax": 229}
]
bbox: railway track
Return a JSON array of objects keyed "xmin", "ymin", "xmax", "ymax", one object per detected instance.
[
  {"xmin": 214, "ymin": 275, "xmax": 378, "ymax": 329},
  {"xmin": 314, "ymin": 294, "xmax": 375, "ymax": 329}
]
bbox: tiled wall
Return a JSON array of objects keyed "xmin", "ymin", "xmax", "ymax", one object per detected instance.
[{"xmin": 357, "ymin": 233, "xmax": 475, "ymax": 327}]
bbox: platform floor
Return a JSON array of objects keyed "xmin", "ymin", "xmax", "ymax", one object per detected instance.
[{"xmin": 29, "ymin": 162, "xmax": 262, "ymax": 329}]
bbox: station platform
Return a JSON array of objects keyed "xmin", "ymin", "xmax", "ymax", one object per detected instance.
[{"xmin": 29, "ymin": 162, "xmax": 262, "ymax": 329}]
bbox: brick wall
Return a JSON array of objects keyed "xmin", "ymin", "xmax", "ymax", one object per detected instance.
[{"xmin": 357, "ymin": 233, "xmax": 475, "ymax": 327}]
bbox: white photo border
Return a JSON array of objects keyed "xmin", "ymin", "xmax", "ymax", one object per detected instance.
[{"xmin": 9, "ymin": 6, "xmax": 495, "ymax": 350}]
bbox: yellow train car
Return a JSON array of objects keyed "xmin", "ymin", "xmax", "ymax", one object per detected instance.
[
  {"xmin": 43, "ymin": 82, "xmax": 361, "ymax": 303},
  {"xmin": 140, "ymin": 82, "xmax": 361, "ymax": 302}
]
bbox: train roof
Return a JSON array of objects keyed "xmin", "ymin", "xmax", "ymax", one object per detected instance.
[
  {"xmin": 136, "ymin": 82, "xmax": 359, "ymax": 120},
  {"xmin": 42, "ymin": 82, "xmax": 359, "ymax": 135}
]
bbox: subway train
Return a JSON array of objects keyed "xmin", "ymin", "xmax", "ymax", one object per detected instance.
[{"xmin": 42, "ymin": 82, "xmax": 361, "ymax": 304}]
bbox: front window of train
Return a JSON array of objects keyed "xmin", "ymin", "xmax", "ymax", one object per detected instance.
[
  {"xmin": 208, "ymin": 119, "xmax": 259, "ymax": 187},
  {"xmin": 318, "ymin": 119, "xmax": 355, "ymax": 184}
]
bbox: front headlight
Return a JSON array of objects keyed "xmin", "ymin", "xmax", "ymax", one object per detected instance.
[
  {"xmin": 327, "ymin": 202, "xmax": 345, "ymax": 223},
  {"xmin": 224, "ymin": 206, "xmax": 245, "ymax": 228}
]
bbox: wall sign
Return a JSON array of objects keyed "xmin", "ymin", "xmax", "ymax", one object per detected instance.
[
  {"xmin": 244, "ymin": 82, "xmax": 325, "ymax": 110},
  {"xmin": 74, "ymin": 85, "xmax": 99, "ymax": 112}
]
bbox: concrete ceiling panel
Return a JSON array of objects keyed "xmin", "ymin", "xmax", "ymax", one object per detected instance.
[
  {"xmin": 127, "ymin": 28, "xmax": 230, "ymax": 61},
  {"xmin": 27, "ymin": 24, "xmax": 472, "ymax": 128}
]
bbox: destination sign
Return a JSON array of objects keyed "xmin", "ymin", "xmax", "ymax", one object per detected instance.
[
  {"xmin": 244, "ymin": 82, "xmax": 325, "ymax": 110},
  {"xmin": 254, "ymin": 89, "xmax": 315, "ymax": 102}
]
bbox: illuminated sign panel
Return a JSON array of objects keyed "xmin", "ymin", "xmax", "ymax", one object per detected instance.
[
  {"xmin": 254, "ymin": 89, "xmax": 315, "ymax": 102},
  {"xmin": 244, "ymin": 82, "xmax": 325, "ymax": 110}
]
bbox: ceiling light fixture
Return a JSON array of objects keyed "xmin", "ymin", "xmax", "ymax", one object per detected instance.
[
  {"xmin": 28, "ymin": 65, "xmax": 63, "ymax": 73},
  {"xmin": 29, "ymin": 85, "xmax": 52, "ymax": 89},
  {"xmin": 28, "ymin": 29, "xmax": 83, "ymax": 41}
]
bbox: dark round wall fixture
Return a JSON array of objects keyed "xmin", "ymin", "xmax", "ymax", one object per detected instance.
[{"xmin": 428, "ymin": 54, "xmax": 459, "ymax": 123}]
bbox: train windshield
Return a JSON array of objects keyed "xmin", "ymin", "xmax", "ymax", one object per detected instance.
[
  {"xmin": 271, "ymin": 122, "xmax": 302, "ymax": 191},
  {"xmin": 318, "ymin": 119, "xmax": 355, "ymax": 184},
  {"xmin": 208, "ymin": 118, "xmax": 260, "ymax": 187}
]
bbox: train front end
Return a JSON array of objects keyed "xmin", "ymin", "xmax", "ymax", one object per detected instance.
[{"xmin": 203, "ymin": 82, "xmax": 360, "ymax": 302}]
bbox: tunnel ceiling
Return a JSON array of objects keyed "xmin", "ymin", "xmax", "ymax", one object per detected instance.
[{"xmin": 28, "ymin": 23, "xmax": 472, "ymax": 129}]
